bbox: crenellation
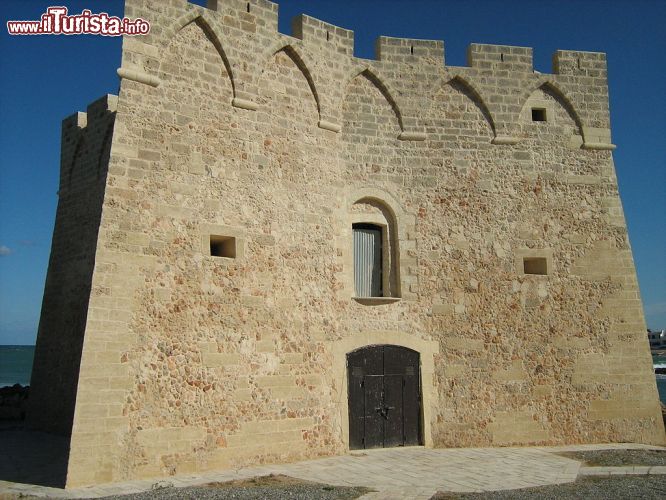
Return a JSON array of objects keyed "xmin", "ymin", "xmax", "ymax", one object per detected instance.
[
  {"xmin": 375, "ymin": 36, "xmax": 444, "ymax": 65},
  {"xmin": 58, "ymin": 97, "xmax": 118, "ymax": 192},
  {"xmin": 292, "ymin": 14, "xmax": 354, "ymax": 56},
  {"xmin": 467, "ymin": 43, "xmax": 533, "ymax": 72},
  {"xmin": 232, "ymin": 0, "xmax": 279, "ymax": 32},
  {"xmin": 86, "ymin": 94, "xmax": 118, "ymax": 119},
  {"xmin": 553, "ymin": 50, "xmax": 607, "ymax": 77},
  {"xmin": 63, "ymin": 111, "xmax": 88, "ymax": 131}
]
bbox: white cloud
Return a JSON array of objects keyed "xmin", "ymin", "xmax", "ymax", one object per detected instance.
[{"xmin": 0, "ymin": 246, "xmax": 11, "ymax": 256}]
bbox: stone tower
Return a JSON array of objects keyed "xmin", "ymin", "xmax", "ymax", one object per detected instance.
[{"xmin": 29, "ymin": 0, "xmax": 665, "ymax": 488}]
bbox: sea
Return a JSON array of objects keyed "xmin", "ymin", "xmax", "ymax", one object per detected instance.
[
  {"xmin": 0, "ymin": 345, "xmax": 35, "ymax": 387},
  {"xmin": 654, "ymin": 353, "xmax": 666, "ymax": 404},
  {"xmin": 0, "ymin": 345, "xmax": 665, "ymax": 404}
]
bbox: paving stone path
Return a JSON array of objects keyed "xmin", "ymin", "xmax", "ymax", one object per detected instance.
[{"xmin": 0, "ymin": 441, "xmax": 664, "ymax": 500}]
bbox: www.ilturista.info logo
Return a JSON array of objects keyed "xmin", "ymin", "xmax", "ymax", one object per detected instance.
[{"xmin": 7, "ymin": 6, "xmax": 150, "ymax": 36}]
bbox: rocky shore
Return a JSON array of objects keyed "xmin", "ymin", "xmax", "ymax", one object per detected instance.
[{"xmin": 0, "ymin": 384, "xmax": 29, "ymax": 421}]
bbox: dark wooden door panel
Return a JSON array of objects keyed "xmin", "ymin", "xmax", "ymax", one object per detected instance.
[
  {"xmin": 364, "ymin": 375, "xmax": 384, "ymax": 448},
  {"xmin": 383, "ymin": 345, "xmax": 404, "ymax": 374},
  {"xmin": 347, "ymin": 365, "xmax": 365, "ymax": 449},
  {"xmin": 347, "ymin": 345, "xmax": 422, "ymax": 450},
  {"xmin": 403, "ymin": 371, "xmax": 420, "ymax": 446},
  {"xmin": 384, "ymin": 345, "xmax": 419, "ymax": 374},
  {"xmin": 383, "ymin": 374, "xmax": 404, "ymax": 447}
]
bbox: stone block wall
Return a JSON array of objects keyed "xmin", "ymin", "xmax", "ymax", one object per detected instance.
[
  {"xmin": 30, "ymin": 0, "xmax": 664, "ymax": 488},
  {"xmin": 28, "ymin": 96, "xmax": 117, "ymax": 435}
]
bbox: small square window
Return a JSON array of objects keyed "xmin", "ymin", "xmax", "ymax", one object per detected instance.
[
  {"xmin": 523, "ymin": 257, "xmax": 548, "ymax": 275},
  {"xmin": 210, "ymin": 235, "xmax": 236, "ymax": 258},
  {"xmin": 531, "ymin": 108, "xmax": 547, "ymax": 122}
]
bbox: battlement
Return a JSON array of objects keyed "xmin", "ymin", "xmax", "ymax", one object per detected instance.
[
  {"xmin": 62, "ymin": 111, "xmax": 87, "ymax": 131},
  {"xmin": 553, "ymin": 50, "xmax": 608, "ymax": 77},
  {"xmin": 87, "ymin": 94, "xmax": 118, "ymax": 119},
  {"xmin": 122, "ymin": 0, "xmax": 609, "ymax": 80},
  {"xmin": 115, "ymin": 0, "xmax": 615, "ymax": 146},
  {"xmin": 467, "ymin": 44, "xmax": 533, "ymax": 72},
  {"xmin": 62, "ymin": 95, "xmax": 117, "ymax": 131},
  {"xmin": 375, "ymin": 36, "xmax": 444, "ymax": 64},
  {"xmin": 206, "ymin": 0, "xmax": 278, "ymax": 30},
  {"xmin": 292, "ymin": 14, "xmax": 354, "ymax": 56},
  {"xmin": 60, "ymin": 94, "xmax": 117, "ymax": 192},
  {"xmin": 117, "ymin": 0, "xmax": 617, "ymax": 149}
]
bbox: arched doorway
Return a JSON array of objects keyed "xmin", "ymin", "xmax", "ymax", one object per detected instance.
[{"xmin": 347, "ymin": 345, "xmax": 422, "ymax": 449}]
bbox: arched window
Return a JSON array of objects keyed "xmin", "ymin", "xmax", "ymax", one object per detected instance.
[
  {"xmin": 353, "ymin": 223, "xmax": 383, "ymax": 297},
  {"xmin": 350, "ymin": 197, "xmax": 400, "ymax": 300}
]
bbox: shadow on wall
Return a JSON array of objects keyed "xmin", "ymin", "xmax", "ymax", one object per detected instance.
[{"xmin": 0, "ymin": 423, "xmax": 69, "ymax": 488}]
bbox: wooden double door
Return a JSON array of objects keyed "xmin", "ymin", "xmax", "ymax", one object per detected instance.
[{"xmin": 347, "ymin": 345, "xmax": 421, "ymax": 449}]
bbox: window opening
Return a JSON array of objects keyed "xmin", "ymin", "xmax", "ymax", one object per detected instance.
[
  {"xmin": 523, "ymin": 257, "xmax": 547, "ymax": 275},
  {"xmin": 531, "ymin": 108, "xmax": 547, "ymax": 122},
  {"xmin": 353, "ymin": 223, "xmax": 383, "ymax": 297},
  {"xmin": 210, "ymin": 235, "xmax": 236, "ymax": 258}
]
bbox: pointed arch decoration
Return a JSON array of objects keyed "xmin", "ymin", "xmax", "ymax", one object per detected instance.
[
  {"xmin": 430, "ymin": 72, "xmax": 497, "ymax": 141},
  {"xmin": 161, "ymin": 8, "xmax": 202, "ymax": 42},
  {"xmin": 166, "ymin": 14, "xmax": 235, "ymax": 97},
  {"xmin": 260, "ymin": 40, "xmax": 321, "ymax": 123},
  {"xmin": 519, "ymin": 79, "xmax": 585, "ymax": 138},
  {"xmin": 341, "ymin": 64, "xmax": 405, "ymax": 133},
  {"xmin": 147, "ymin": 8, "xmax": 236, "ymax": 101},
  {"xmin": 447, "ymin": 75, "xmax": 496, "ymax": 136}
]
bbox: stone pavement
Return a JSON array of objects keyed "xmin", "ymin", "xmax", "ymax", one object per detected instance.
[{"xmin": 0, "ymin": 442, "xmax": 664, "ymax": 499}]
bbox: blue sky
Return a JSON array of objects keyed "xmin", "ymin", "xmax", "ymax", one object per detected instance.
[{"xmin": 0, "ymin": 0, "xmax": 664, "ymax": 345}]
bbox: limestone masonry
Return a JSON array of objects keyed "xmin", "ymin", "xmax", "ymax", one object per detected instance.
[{"xmin": 29, "ymin": 0, "xmax": 665, "ymax": 488}]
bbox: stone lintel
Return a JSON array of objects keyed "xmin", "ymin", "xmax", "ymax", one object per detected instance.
[
  {"xmin": 492, "ymin": 135, "xmax": 522, "ymax": 145},
  {"xmin": 398, "ymin": 131, "xmax": 427, "ymax": 141},
  {"xmin": 318, "ymin": 120, "xmax": 341, "ymax": 132},
  {"xmin": 232, "ymin": 98, "xmax": 258, "ymax": 111},
  {"xmin": 582, "ymin": 142, "xmax": 617, "ymax": 150}
]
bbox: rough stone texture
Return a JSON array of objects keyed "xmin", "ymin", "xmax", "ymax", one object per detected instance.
[{"xmin": 29, "ymin": 0, "xmax": 665, "ymax": 488}]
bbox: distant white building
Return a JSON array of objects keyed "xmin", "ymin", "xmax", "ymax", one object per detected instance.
[{"xmin": 648, "ymin": 329, "xmax": 666, "ymax": 349}]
